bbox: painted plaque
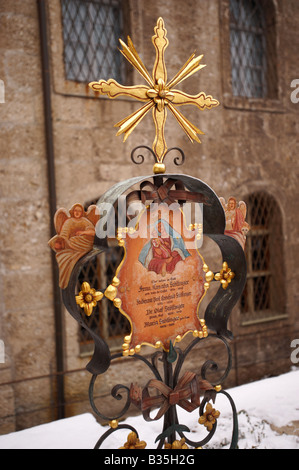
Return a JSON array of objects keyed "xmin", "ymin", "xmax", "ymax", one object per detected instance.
[{"xmin": 114, "ymin": 204, "xmax": 208, "ymax": 354}]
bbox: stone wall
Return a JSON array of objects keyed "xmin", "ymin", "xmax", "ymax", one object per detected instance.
[
  {"xmin": 0, "ymin": 0, "xmax": 56, "ymax": 431},
  {"xmin": 0, "ymin": 0, "xmax": 298, "ymax": 433}
]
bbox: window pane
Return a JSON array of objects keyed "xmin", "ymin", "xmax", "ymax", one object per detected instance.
[
  {"xmin": 240, "ymin": 192, "xmax": 285, "ymax": 323},
  {"xmin": 253, "ymin": 275, "xmax": 270, "ymax": 311},
  {"xmin": 251, "ymin": 235, "xmax": 269, "ymax": 272},
  {"xmin": 229, "ymin": 0, "xmax": 267, "ymax": 98},
  {"xmin": 61, "ymin": 0, "xmax": 125, "ymax": 83}
]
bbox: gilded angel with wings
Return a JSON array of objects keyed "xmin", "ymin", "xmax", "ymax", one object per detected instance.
[
  {"xmin": 48, "ymin": 203, "xmax": 100, "ymax": 288},
  {"xmin": 219, "ymin": 197, "xmax": 250, "ymax": 250}
]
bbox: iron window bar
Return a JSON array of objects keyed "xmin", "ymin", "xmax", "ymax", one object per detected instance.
[{"xmin": 240, "ymin": 191, "xmax": 285, "ymax": 324}]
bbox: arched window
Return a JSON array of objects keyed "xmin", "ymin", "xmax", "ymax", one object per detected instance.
[
  {"xmin": 240, "ymin": 191, "xmax": 286, "ymax": 325},
  {"xmin": 229, "ymin": 0, "xmax": 278, "ymax": 99}
]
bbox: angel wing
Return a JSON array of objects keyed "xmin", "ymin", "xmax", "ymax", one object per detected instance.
[
  {"xmin": 85, "ymin": 204, "xmax": 100, "ymax": 227},
  {"xmin": 54, "ymin": 208, "xmax": 69, "ymax": 234},
  {"xmin": 219, "ymin": 197, "xmax": 227, "ymax": 211},
  {"xmin": 238, "ymin": 201, "xmax": 247, "ymax": 221}
]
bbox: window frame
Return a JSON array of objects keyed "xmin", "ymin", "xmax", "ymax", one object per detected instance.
[
  {"xmin": 219, "ymin": 0, "xmax": 284, "ymax": 113},
  {"xmin": 48, "ymin": 0, "xmax": 132, "ymax": 99},
  {"xmin": 230, "ymin": 0, "xmax": 268, "ymax": 99},
  {"xmin": 61, "ymin": 0, "xmax": 126, "ymax": 84},
  {"xmin": 239, "ymin": 191, "xmax": 287, "ymax": 327}
]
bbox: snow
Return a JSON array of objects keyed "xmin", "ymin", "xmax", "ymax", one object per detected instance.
[{"xmin": 0, "ymin": 369, "xmax": 298, "ymax": 449}]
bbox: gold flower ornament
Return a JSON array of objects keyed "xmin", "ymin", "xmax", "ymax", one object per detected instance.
[
  {"xmin": 119, "ymin": 431, "xmax": 147, "ymax": 449},
  {"xmin": 215, "ymin": 262, "xmax": 235, "ymax": 290},
  {"xmin": 198, "ymin": 402, "xmax": 220, "ymax": 432},
  {"xmin": 75, "ymin": 282, "xmax": 103, "ymax": 316}
]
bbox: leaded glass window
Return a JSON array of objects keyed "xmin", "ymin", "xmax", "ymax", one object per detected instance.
[
  {"xmin": 229, "ymin": 0, "xmax": 277, "ymax": 99},
  {"xmin": 240, "ymin": 192, "xmax": 286, "ymax": 325},
  {"xmin": 61, "ymin": 0, "xmax": 126, "ymax": 83}
]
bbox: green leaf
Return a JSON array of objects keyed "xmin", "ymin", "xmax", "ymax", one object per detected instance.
[
  {"xmin": 155, "ymin": 424, "xmax": 190, "ymax": 443},
  {"xmin": 167, "ymin": 340, "xmax": 177, "ymax": 363}
]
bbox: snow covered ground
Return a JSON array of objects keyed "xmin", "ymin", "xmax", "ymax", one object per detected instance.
[{"xmin": 0, "ymin": 368, "xmax": 298, "ymax": 449}]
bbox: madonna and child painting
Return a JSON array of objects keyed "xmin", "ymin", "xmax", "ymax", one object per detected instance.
[{"xmin": 138, "ymin": 220, "xmax": 191, "ymax": 277}]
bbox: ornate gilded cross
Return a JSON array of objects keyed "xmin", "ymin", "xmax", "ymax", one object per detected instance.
[{"xmin": 89, "ymin": 17, "xmax": 219, "ymax": 173}]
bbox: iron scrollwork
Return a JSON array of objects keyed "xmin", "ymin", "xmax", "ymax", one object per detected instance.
[
  {"xmin": 131, "ymin": 145, "xmax": 185, "ymax": 169},
  {"xmin": 61, "ymin": 169, "xmax": 246, "ymax": 449},
  {"xmin": 86, "ymin": 335, "xmax": 238, "ymax": 449}
]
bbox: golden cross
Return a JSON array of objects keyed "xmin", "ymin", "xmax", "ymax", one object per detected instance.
[{"xmin": 89, "ymin": 17, "xmax": 219, "ymax": 173}]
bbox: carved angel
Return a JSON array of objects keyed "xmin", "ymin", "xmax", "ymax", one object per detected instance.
[
  {"xmin": 219, "ymin": 197, "xmax": 250, "ymax": 250},
  {"xmin": 48, "ymin": 203, "xmax": 100, "ymax": 289}
]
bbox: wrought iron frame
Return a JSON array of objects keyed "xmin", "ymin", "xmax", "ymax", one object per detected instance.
[
  {"xmin": 61, "ymin": 147, "xmax": 247, "ymax": 449},
  {"xmin": 89, "ymin": 334, "xmax": 238, "ymax": 449}
]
